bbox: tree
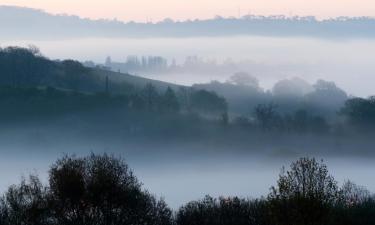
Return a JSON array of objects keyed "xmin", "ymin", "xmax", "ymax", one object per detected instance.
[
  {"xmin": 340, "ymin": 96, "xmax": 375, "ymax": 128},
  {"xmin": 176, "ymin": 87, "xmax": 193, "ymax": 112},
  {"xmin": 340, "ymin": 180, "xmax": 371, "ymax": 206},
  {"xmin": 254, "ymin": 103, "xmax": 280, "ymax": 130},
  {"xmin": 272, "ymin": 77, "xmax": 313, "ymax": 98},
  {"xmin": 176, "ymin": 195, "xmax": 270, "ymax": 225},
  {"xmin": 268, "ymin": 157, "xmax": 340, "ymax": 225},
  {"xmin": 48, "ymin": 155, "xmax": 87, "ymax": 225},
  {"xmin": 48, "ymin": 153, "xmax": 173, "ymax": 225},
  {"xmin": 0, "ymin": 175, "xmax": 50, "ymax": 225},
  {"xmin": 332, "ymin": 181, "xmax": 375, "ymax": 225},
  {"xmin": 227, "ymin": 72, "xmax": 259, "ymax": 89},
  {"xmin": 305, "ymin": 80, "xmax": 347, "ymax": 115},
  {"xmin": 161, "ymin": 87, "xmax": 180, "ymax": 113},
  {"xmin": 190, "ymin": 90, "xmax": 228, "ymax": 115},
  {"xmin": 141, "ymin": 83, "xmax": 160, "ymax": 112},
  {"xmin": 61, "ymin": 60, "xmax": 91, "ymax": 91}
]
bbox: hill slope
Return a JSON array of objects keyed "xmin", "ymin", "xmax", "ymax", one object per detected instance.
[{"xmin": 0, "ymin": 46, "xmax": 180, "ymax": 94}]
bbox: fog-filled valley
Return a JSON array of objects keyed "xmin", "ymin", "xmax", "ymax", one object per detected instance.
[
  {"xmin": 2, "ymin": 6, "xmax": 375, "ymax": 97},
  {"xmin": 1, "ymin": 5, "xmax": 375, "ymax": 224},
  {"xmin": 3, "ymin": 36, "xmax": 375, "ymax": 97},
  {"xmin": 0, "ymin": 46, "xmax": 375, "ymax": 210}
]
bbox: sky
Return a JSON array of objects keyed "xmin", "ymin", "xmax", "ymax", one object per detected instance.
[{"xmin": 1, "ymin": 0, "xmax": 375, "ymax": 22}]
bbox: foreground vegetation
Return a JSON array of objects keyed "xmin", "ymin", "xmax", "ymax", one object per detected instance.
[{"xmin": 0, "ymin": 154, "xmax": 373, "ymax": 225}]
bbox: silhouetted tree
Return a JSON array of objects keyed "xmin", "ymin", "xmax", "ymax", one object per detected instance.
[
  {"xmin": 176, "ymin": 195, "xmax": 270, "ymax": 225},
  {"xmin": 0, "ymin": 175, "xmax": 50, "ymax": 225},
  {"xmin": 48, "ymin": 153, "xmax": 173, "ymax": 225},
  {"xmin": 268, "ymin": 157, "xmax": 340, "ymax": 225},
  {"xmin": 332, "ymin": 181, "xmax": 375, "ymax": 225},
  {"xmin": 340, "ymin": 180, "xmax": 371, "ymax": 206}
]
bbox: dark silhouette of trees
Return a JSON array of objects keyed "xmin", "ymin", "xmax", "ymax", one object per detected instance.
[
  {"xmin": 61, "ymin": 60, "xmax": 92, "ymax": 91},
  {"xmin": 0, "ymin": 46, "xmax": 52, "ymax": 87},
  {"xmin": 251, "ymin": 105, "xmax": 330, "ymax": 134},
  {"xmin": 176, "ymin": 195, "xmax": 270, "ymax": 225},
  {"xmin": 0, "ymin": 154, "xmax": 173, "ymax": 225},
  {"xmin": 268, "ymin": 157, "xmax": 340, "ymax": 225},
  {"xmin": 332, "ymin": 181, "xmax": 375, "ymax": 225},
  {"xmin": 0, "ymin": 156, "xmax": 374, "ymax": 225},
  {"xmin": 0, "ymin": 175, "xmax": 50, "ymax": 225},
  {"xmin": 189, "ymin": 90, "xmax": 228, "ymax": 115},
  {"xmin": 340, "ymin": 180, "xmax": 371, "ymax": 206},
  {"xmin": 48, "ymin": 154, "xmax": 172, "ymax": 225},
  {"xmin": 340, "ymin": 96, "xmax": 375, "ymax": 129}
]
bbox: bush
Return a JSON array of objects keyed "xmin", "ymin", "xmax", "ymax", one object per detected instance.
[{"xmin": 0, "ymin": 154, "xmax": 173, "ymax": 225}]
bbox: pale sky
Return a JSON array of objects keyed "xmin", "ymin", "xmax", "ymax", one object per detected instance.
[
  {"xmin": 0, "ymin": 0, "xmax": 375, "ymax": 22},
  {"xmin": 0, "ymin": 0, "xmax": 374, "ymax": 22}
]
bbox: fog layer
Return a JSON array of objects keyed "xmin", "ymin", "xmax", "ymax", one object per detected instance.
[{"xmin": 2, "ymin": 36, "xmax": 375, "ymax": 97}]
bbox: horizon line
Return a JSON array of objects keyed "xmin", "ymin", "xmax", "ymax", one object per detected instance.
[{"xmin": 2, "ymin": 4, "xmax": 375, "ymax": 24}]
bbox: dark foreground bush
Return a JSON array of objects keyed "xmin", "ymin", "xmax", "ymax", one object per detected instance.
[
  {"xmin": 176, "ymin": 158, "xmax": 375, "ymax": 225},
  {"xmin": 0, "ymin": 154, "xmax": 173, "ymax": 225},
  {"xmin": 177, "ymin": 195, "xmax": 270, "ymax": 225}
]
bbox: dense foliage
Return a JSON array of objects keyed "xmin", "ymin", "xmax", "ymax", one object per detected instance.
[
  {"xmin": 0, "ymin": 154, "xmax": 173, "ymax": 225},
  {"xmin": 0, "ymin": 156, "xmax": 374, "ymax": 225},
  {"xmin": 177, "ymin": 158, "xmax": 375, "ymax": 225}
]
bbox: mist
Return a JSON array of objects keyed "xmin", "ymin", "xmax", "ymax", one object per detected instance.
[
  {"xmin": 2, "ymin": 36, "xmax": 375, "ymax": 97},
  {"xmin": 1, "ymin": 5, "xmax": 375, "ymax": 223},
  {"xmin": 1, "ymin": 139, "xmax": 375, "ymax": 209}
]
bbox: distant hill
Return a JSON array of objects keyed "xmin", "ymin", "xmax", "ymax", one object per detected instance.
[
  {"xmin": 2, "ymin": 5, "xmax": 375, "ymax": 40},
  {"xmin": 0, "ymin": 46, "xmax": 180, "ymax": 94}
]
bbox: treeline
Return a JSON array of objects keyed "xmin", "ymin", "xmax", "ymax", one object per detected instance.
[
  {"xmin": 1, "ymin": 46, "xmax": 375, "ymax": 135},
  {"xmin": 102, "ymin": 56, "xmax": 169, "ymax": 73},
  {"xmin": 0, "ymin": 46, "xmax": 177, "ymax": 94},
  {"xmin": 0, "ymin": 154, "xmax": 173, "ymax": 225},
  {"xmin": 0, "ymin": 154, "xmax": 374, "ymax": 225},
  {"xmin": 232, "ymin": 96, "xmax": 375, "ymax": 134},
  {"xmin": 196, "ymin": 74, "xmax": 375, "ymax": 133},
  {"xmin": 0, "ymin": 85, "xmax": 227, "ymax": 121},
  {"xmin": 97, "ymin": 55, "xmax": 251, "ymax": 75},
  {"xmin": 177, "ymin": 158, "xmax": 375, "ymax": 225},
  {"xmin": 4, "ymin": 6, "xmax": 375, "ymax": 39},
  {"xmin": 195, "ymin": 75, "xmax": 348, "ymax": 116},
  {"xmin": 0, "ymin": 46, "xmax": 228, "ymax": 121},
  {"xmin": 0, "ymin": 46, "xmax": 104, "ymax": 92}
]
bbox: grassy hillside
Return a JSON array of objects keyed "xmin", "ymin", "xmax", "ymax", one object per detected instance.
[{"xmin": 0, "ymin": 46, "xmax": 180, "ymax": 95}]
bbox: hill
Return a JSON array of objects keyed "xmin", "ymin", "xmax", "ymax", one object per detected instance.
[
  {"xmin": 0, "ymin": 46, "xmax": 180, "ymax": 94},
  {"xmin": 2, "ymin": 5, "xmax": 375, "ymax": 40}
]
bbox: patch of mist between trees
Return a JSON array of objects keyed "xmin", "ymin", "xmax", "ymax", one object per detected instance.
[{"xmin": 0, "ymin": 152, "xmax": 374, "ymax": 210}]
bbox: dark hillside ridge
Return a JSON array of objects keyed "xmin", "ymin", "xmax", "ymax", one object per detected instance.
[{"xmin": 0, "ymin": 46, "xmax": 180, "ymax": 94}]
